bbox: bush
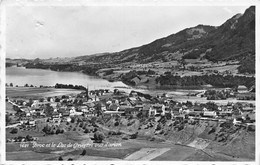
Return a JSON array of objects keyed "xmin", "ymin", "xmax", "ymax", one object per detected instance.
[
  {"xmin": 122, "ymin": 135, "xmax": 129, "ymax": 140},
  {"xmin": 114, "ymin": 122, "xmax": 119, "ymax": 126},
  {"xmin": 84, "ymin": 128, "xmax": 89, "ymax": 133},
  {"xmin": 79, "ymin": 122, "xmax": 83, "ymax": 127},
  {"xmin": 130, "ymin": 132, "xmax": 138, "ymax": 139},
  {"xmin": 93, "ymin": 131, "xmax": 105, "ymax": 143},
  {"xmin": 93, "ymin": 127, "xmax": 98, "ymax": 133},
  {"xmin": 58, "ymin": 156, "xmax": 63, "ymax": 161},
  {"xmin": 81, "ymin": 149, "xmax": 87, "ymax": 156},
  {"xmin": 155, "ymin": 124, "xmax": 162, "ymax": 130},
  {"xmin": 10, "ymin": 128, "xmax": 18, "ymax": 134},
  {"xmin": 25, "ymin": 135, "xmax": 33, "ymax": 141},
  {"xmin": 56, "ymin": 129, "xmax": 60, "ymax": 134},
  {"xmin": 208, "ymin": 127, "xmax": 216, "ymax": 134}
]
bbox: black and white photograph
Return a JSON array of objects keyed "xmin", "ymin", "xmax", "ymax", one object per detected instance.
[{"xmin": 1, "ymin": 0, "xmax": 258, "ymax": 163}]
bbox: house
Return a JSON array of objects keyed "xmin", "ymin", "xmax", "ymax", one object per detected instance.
[
  {"xmin": 218, "ymin": 111, "xmax": 232, "ymax": 118},
  {"xmin": 142, "ymin": 104, "xmax": 152, "ymax": 117},
  {"xmin": 127, "ymin": 97, "xmax": 138, "ymax": 106},
  {"xmin": 20, "ymin": 117, "xmax": 29, "ymax": 124},
  {"xmin": 28, "ymin": 118, "xmax": 36, "ymax": 126},
  {"xmin": 203, "ymin": 111, "xmax": 217, "ymax": 118},
  {"xmin": 131, "ymin": 77, "xmax": 141, "ymax": 85},
  {"xmin": 233, "ymin": 116, "xmax": 244, "ymax": 125},
  {"xmin": 103, "ymin": 111, "xmax": 124, "ymax": 117},
  {"xmin": 237, "ymin": 85, "xmax": 248, "ymax": 93},
  {"xmin": 242, "ymin": 107, "xmax": 254, "ymax": 112},
  {"xmin": 99, "ymin": 103, "xmax": 107, "ymax": 111},
  {"xmin": 51, "ymin": 111, "xmax": 61, "ymax": 124},
  {"xmin": 61, "ymin": 111, "xmax": 70, "ymax": 118},
  {"xmin": 120, "ymin": 100, "xmax": 131, "ymax": 106},
  {"xmin": 188, "ymin": 106, "xmax": 203, "ymax": 117},
  {"xmin": 175, "ymin": 114, "xmax": 185, "ymax": 120},
  {"xmin": 124, "ymin": 107, "xmax": 138, "ymax": 116},
  {"xmin": 152, "ymin": 104, "xmax": 166, "ymax": 116},
  {"xmin": 129, "ymin": 91, "xmax": 138, "ymax": 97},
  {"xmin": 79, "ymin": 105, "xmax": 89, "ymax": 112},
  {"xmin": 162, "ymin": 93, "xmax": 169, "ymax": 98},
  {"xmin": 138, "ymin": 96, "xmax": 150, "ymax": 102},
  {"xmin": 69, "ymin": 108, "xmax": 76, "ymax": 116},
  {"xmin": 108, "ymin": 103, "xmax": 120, "ymax": 111}
]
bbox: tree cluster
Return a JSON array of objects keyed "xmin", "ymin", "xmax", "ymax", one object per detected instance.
[
  {"xmin": 156, "ymin": 74, "xmax": 254, "ymax": 88},
  {"xmin": 55, "ymin": 83, "xmax": 87, "ymax": 90}
]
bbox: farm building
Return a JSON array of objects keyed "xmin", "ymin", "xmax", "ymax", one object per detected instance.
[
  {"xmin": 237, "ymin": 85, "xmax": 248, "ymax": 93},
  {"xmin": 203, "ymin": 111, "xmax": 217, "ymax": 118}
]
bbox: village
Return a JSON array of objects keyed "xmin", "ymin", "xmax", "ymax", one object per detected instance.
[{"xmin": 6, "ymin": 85, "xmax": 255, "ymax": 143}]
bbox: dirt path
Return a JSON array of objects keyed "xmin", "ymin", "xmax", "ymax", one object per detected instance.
[
  {"xmin": 124, "ymin": 148, "xmax": 170, "ymax": 160},
  {"xmin": 6, "ymin": 123, "xmax": 21, "ymax": 128}
]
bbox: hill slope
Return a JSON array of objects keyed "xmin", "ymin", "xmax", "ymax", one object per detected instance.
[
  {"xmin": 78, "ymin": 6, "xmax": 255, "ymax": 71},
  {"xmin": 13, "ymin": 6, "xmax": 255, "ymax": 74}
]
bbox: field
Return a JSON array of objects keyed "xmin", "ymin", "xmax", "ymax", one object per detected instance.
[{"xmin": 6, "ymin": 87, "xmax": 84, "ymax": 99}]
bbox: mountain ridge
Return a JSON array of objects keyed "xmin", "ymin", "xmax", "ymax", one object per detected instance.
[{"xmin": 8, "ymin": 6, "xmax": 255, "ymax": 74}]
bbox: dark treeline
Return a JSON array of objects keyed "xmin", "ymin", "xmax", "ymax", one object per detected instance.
[
  {"xmin": 54, "ymin": 83, "xmax": 87, "ymax": 90},
  {"xmin": 25, "ymin": 63, "xmax": 101, "ymax": 76},
  {"xmin": 121, "ymin": 70, "xmax": 155, "ymax": 86},
  {"xmin": 136, "ymin": 69, "xmax": 156, "ymax": 75},
  {"xmin": 237, "ymin": 55, "xmax": 255, "ymax": 74},
  {"xmin": 156, "ymin": 74, "xmax": 255, "ymax": 88},
  {"xmin": 6, "ymin": 63, "xmax": 15, "ymax": 67}
]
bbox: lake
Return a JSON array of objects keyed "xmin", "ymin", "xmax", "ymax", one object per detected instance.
[{"xmin": 6, "ymin": 66, "xmax": 128, "ymax": 90}]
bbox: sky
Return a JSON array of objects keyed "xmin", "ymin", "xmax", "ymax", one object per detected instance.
[{"xmin": 6, "ymin": 5, "xmax": 250, "ymax": 59}]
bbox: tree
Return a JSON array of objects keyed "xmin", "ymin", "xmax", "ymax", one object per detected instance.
[
  {"xmin": 42, "ymin": 125, "xmax": 51, "ymax": 134},
  {"xmin": 130, "ymin": 132, "xmax": 138, "ymax": 139},
  {"xmin": 81, "ymin": 149, "xmax": 87, "ymax": 156},
  {"xmin": 93, "ymin": 131, "xmax": 105, "ymax": 143},
  {"xmin": 44, "ymin": 103, "xmax": 53, "ymax": 117},
  {"xmin": 177, "ymin": 58, "xmax": 187, "ymax": 71},
  {"xmin": 10, "ymin": 83, "xmax": 13, "ymax": 87},
  {"xmin": 95, "ymin": 103, "xmax": 103, "ymax": 116},
  {"xmin": 6, "ymin": 114, "xmax": 12, "ymax": 125},
  {"xmin": 25, "ymin": 135, "xmax": 33, "ymax": 141},
  {"xmin": 27, "ymin": 98, "xmax": 34, "ymax": 107},
  {"xmin": 39, "ymin": 98, "xmax": 45, "ymax": 102},
  {"xmin": 58, "ymin": 156, "xmax": 63, "ymax": 161},
  {"xmin": 56, "ymin": 129, "xmax": 60, "ymax": 134},
  {"xmin": 55, "ymin": 97, "xmax": 61, "ymax": 102},
  {"xmin": 84, "ymin": 128, "xmax": 89, "ymax": 133},
  {"xmin": 24, "ymin": 84, "xmax": 29, "ymax": 87},
  {"xmin": 10, "ymin": 128, "xmax": 18, "ymax": 134}
]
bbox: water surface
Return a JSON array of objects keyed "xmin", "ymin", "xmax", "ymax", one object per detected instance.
[{"xmin": 6, "ymin": 66, "xmax": 128, "ymax": 90}]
